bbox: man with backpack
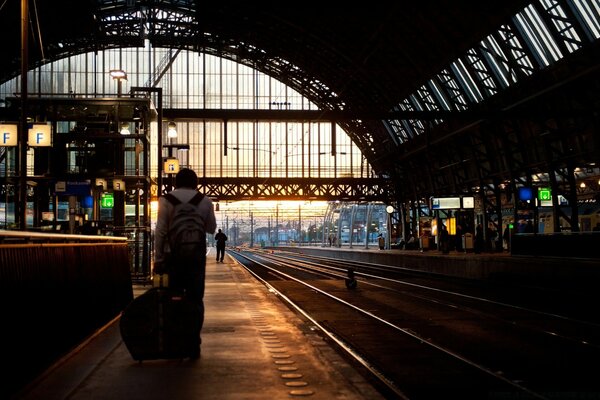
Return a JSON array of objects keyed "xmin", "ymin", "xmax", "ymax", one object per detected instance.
[
  {"xmin": 153, "ymin": 168, "xmax": 216, "ymax": 358},
  {"xmin": 214, "ymin": 228, "xmax": 227, "ymax": 262}
]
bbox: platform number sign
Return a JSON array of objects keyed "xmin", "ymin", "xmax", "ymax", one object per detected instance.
[
  {"xmin": 100, "ymin": 193, "xmax": 114, "ymax": 209},
  {"xmin": 164, "ymin": 158, "xmax": 180, "ymax": 174},
  {"xmin": 538, "ymin": 188, "xmax": 551, "ymax": 201}
]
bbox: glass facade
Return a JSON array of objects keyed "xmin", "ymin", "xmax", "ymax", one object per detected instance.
[
  {"xmin": 0, "ymin": 44, "xmax": 373, "ymax": 235},
  {"xmin": 0, "ymin": 44, "xmax": 373, "ymax": 183}
]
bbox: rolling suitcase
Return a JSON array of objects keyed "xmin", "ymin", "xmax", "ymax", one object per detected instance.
[{"xmin": 119, "ymin": 275, "xmax": 201, "ymax": 361}]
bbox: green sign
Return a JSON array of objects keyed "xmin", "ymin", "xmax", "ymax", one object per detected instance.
[
  {"xmin": 538, "ymin": 188, "xmax": 551, "ymax": 201},
  {"xmin": 100, "ymin": 193, "xmax": 114, "ymax": 208}
]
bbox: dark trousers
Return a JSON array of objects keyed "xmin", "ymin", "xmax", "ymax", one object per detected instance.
[
  {"xmin": 170, "ymin": 248, "xmax": 206, "ymax": 346},
  {"xmin": 216, "ymin": 245, "xmax": 225, "ymax": 261}
]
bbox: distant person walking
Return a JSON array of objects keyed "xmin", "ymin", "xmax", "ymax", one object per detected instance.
[
  {"xmin": 378, "ymin": 233, "xmax": 385, "ymax": 250},
  {"xmin": 440, "ymin": 224, "xmax": 449, "ymax": 254},
  {"xmin": 503, "ymin": 224, "xmax": 511, "ymax": 251},
  {"xmin": 215, "ymin": 229, "xmax": 228, "ymax": 262}
]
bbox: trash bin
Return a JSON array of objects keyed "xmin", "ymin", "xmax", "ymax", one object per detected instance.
[
  {"xmin": 463, "ymin": 233, "xmax": 473, "ymax": 251},
  {"xmin": 420, "ymin": 236, "xmax": 430, "ymax": 251}
]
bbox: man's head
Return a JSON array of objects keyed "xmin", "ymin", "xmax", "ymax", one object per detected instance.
[
  {"xmin": 218, "ymin": 229, "xmax": 222, "ymax": 233},
  {"xmin": 175, "ymin": 168, "xmax": 198, "ymax": 189}
]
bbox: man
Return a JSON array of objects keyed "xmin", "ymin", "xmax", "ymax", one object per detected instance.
[
  {"xmin": 378, "ymin": 233, "xmax": 385, "ymax": 250},
  {"xmin": 154, "ymin": 168, "xmax": 216, "ymax": 358},
  {"xmin": 440, "ymin": 224, "xmax": 449, "ymax": 254},
  {"xmin": 214, "ymin": 228, "xmax": 227, "ymax": 262}
]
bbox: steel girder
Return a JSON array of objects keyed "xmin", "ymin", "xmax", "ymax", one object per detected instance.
[
  {"xmin": 193, "ymin": 177, "xmax": 390, "ymax": 202},
  {"xmin": 1, "ymin": 0, "xmax": 598, "ymax": 208},
  {"xmin": 389, "ymin": 40, "xmax": 600, "ymax": 206}
]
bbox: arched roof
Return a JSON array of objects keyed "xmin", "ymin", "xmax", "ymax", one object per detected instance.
[{"xmin": 1, "ymin": 0, "xmax": 599, "ymax": 203}]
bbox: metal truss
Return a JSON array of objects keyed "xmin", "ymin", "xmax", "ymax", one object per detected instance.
[
  {"xmin": 1, "ymin": 0, "xmax": 598, "ymax": 210},
  {"xmin": 191, "ymin": 177, "xmax": 390, "ymax": 202}
]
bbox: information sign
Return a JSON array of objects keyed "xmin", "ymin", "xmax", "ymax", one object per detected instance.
[{"xmin": 101, "ymin": 193, "xmax": 114, "ymax": 208}]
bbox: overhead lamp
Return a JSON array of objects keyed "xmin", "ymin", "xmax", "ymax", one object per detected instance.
[
  {"xmin": 167, "ymin": 121, "xmax": 177, "ymax": 138},
  {"xmin": 109, "ymin": 69, "xmax": 127, "ymax": 97},
  {"xmin": 109, "ymin": 69, "xmax": 127, "ymax": 80},
  {"xmin": 120, "ymin": 122, "xmax": 130, "ymax": 135}
]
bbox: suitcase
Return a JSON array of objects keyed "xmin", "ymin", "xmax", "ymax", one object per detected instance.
[{"xmin": 119, "ymin": 276, "xmax": 201, "ymax": 361}]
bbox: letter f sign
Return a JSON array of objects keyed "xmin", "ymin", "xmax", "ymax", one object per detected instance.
[{"xmin": 0, "ymin": 124, "xmax": 18, "ymax": 146}]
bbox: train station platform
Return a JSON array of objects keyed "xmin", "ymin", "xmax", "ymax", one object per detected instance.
[
  {"xmin": 276, "ymin": 244, "xmax": 599, "ymax": 290},
  {"xmin": 15, "ymin": 252, "xmax": 383, "ymax": 400}
]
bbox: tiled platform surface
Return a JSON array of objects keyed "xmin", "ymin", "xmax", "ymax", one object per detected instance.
[{"xmin": 17, "ymin": 252, "xmax": 383, "ymax": 400}]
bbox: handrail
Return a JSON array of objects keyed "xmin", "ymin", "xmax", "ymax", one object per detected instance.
[{"xmin": 0, "ymin": 229, "xmax": 127, "ymax": 243}]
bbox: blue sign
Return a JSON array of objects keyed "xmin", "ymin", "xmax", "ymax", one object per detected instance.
[
  {"xmin": 518, "ymin": 187, "xmax": 534, "ymax": 201},
  {"xmin": 57, "ymin": 181, "xmax": 92, "ymax": 196}
]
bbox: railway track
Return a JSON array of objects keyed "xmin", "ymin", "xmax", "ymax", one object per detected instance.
[{"xmin": 229, "ymin": 248, "xmax": 600, "ymax": 400}]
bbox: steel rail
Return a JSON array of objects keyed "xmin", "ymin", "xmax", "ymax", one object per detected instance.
[
  {"xmin": 230, "ymin": 249, "xmax": 410, "ymax": 399},
  {"xmin": 231, "ymin": 249, "xmax": 548, "ymax": 399}
]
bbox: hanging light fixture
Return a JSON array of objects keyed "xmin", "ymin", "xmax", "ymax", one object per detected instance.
[
  {"xmin": 167, "ymin": 121, "xmax": 177, "ymax": 138},
  {"xmin": 120, "ymin": 122, "xmax": 130, "ymax": 135},
  {"xmin": 109, "ymin": 69, "xmax": 127, "ymax": 97}
]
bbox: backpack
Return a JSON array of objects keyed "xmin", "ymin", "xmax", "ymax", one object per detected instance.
[{"xmin": 164, "ymin": 192, "xmax": 206, "ymax": 261}]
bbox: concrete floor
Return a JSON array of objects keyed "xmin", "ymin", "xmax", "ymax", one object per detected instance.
[{"xmin": 17, "ymin": 252, "xmax": 383, "ymax": 400}]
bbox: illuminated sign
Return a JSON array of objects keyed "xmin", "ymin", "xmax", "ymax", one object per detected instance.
[
  {"xmin": 541, "ymin": 194, "xmax": 568, "ymax": 207},
  {"xmin": 164, "ymin": 158, "xmax": 180, "ymax": 174},
  {"xmin": 518, "ymin": 187, "xmax": 534, "ymax": 201},
  {"xmin": 100, "ymin": 193, "xmax": 114, "ymax": 208},
  {"xmin": 432, "ymin": 197, "xmax": 461, "ymax": 210},
  {"xmin": 461, "ymin": 196, "xmax": 474, "ymax": 209},
  {"xmin": 113, "ymin": 179, "xmax": 126, "ymax": 191},
  {"xmin": 95, "ymin": 178, "xmax": 107, "ymax": 190},
  {"xmin": 28, "ymin": 124, "xmax": 52, "ymax": 147},
  {"xmin": 538, "ymin": 188, "xmax": 551, "ymax": 201},
  {"xmin": 0, "ymin": 124, "xmax": 18, "ymax": 146}
]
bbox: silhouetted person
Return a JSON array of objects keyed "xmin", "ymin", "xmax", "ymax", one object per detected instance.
[
  {"xmin": 455, "ymin": 224, "xmax": 463, "ymax": 252},
  {"xmin": 378, "ymin": 233, "xmax": 385, "ymax": 250},
  {"xmin": 440, "ymin": 224, "xmax": 449, "ymax": 254},
  {"xmin": 215, "ymin": 229, "xmax": 228, "ymax": 262},
  {"xmin": 503, "ymin": 225, "xmax": 511, "ymax": 251},
  {"xmin": 154, "ymin": 168, "xmax": 217, "ymax": 359}
]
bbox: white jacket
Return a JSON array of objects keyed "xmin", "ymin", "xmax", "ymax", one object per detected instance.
[{"xmin": 154, "ymin": 188, "xmax": 217, "ymax": 265}]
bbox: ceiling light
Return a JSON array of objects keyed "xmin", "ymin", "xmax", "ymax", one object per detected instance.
[
  {"xmin": 167, "ymin": 121, "xmax": 177, "ymax": 138},
  {"xmin": 120, "ymin": 122, "xmax": 130, "ymax": 135}
]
